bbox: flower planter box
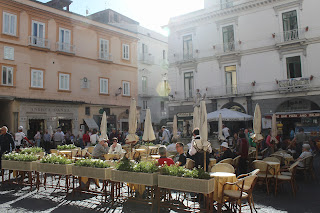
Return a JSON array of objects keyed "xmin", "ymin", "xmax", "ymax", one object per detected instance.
[
  {"xmin": 158, "ymin": 175, "xmax": 215, "ymax": 194},
  {"xmin": 36, "ymin": 162, "xmax": 72, "ymax": 175},
  {"xmin": 111, "ymin": 169, "xmax": 158, "ymax": 186},
  {"xmin": 72, "ymin": 166, "xmax": 112, "ymax": 180},
  {"xmin": 1, "ymin": 160, "xmax": 36, "ymax": 172},
  {"xmin": 35, "ymin": 152, "xmax": 45, "ymax": 158}
]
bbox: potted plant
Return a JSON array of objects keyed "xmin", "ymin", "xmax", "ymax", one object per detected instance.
[
  {"xmin": 57, "ymin": 144, "xmax": 79, "ymax": 157},
  {"xmin": 20, "ymin": 147, "xmax": 45, "ymax": 158},
  {"xmin": 72, "ymin": 159, "xmax": 112, "ymax": 180},
  {"xmin": 158, "ymin": 165, "xmax": 214, "ymax": 194},
  {"xmin": 36, "ymin": 155, "xmax": 73, "ymax": 175},
  {"xmin": 111, "ymin": 158, "xmax": 159, "ymax": 186},
  {"xmin": 2, "ymin": 153, "xmax": 38, "ymax": 171}
]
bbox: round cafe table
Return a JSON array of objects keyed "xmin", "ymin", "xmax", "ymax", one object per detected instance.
[
  {"xmin": 150, "ymin": 155, "xmax": 160, "ymax": 159},
  {"xmin": 265, "ymin": 161, "xmax": 280, "ymax": 175},
  {"xmin": 210, "ymin": 172, "xmax": 237, "ymax": 202}
]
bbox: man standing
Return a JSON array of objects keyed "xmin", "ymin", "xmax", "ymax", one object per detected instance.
[
  {"xmin": 222, "ymin": 124, "xmax": 230, "ymax": 140},
  {"xmin": 237, "ymin": 133, "xmax": 249, "ymax": 174},
  {"xmin": 43, "ymin": 130, "xmax": 51, "ymax": 153},
  {"xmin": 0, "ymin": 126, "xmax": 15, "ymax": 170},
  {"xmin": 53, "ymin": 128, "xmax": 64, "ymax": 148},
  {"xmin": 15, "ymin": 126, "xmax": 31, "ymax": 150},
  {"xmin": 90, "ymin": 129, "xmax": 99, "ymax": 146},
  {"xmin": 82, "ymin": 130, "xmax": 90, "ymax": 147},
  {"xmin": 160, "ymin": 126, "xmax": 170, "ymax": 145},
  {"xmin": 77, "ymin": 129, "xmax": 84, "ymax": 149},
  {"xmin": 175, "ymin": 142, "xmax": 186, "ymax": 166}
]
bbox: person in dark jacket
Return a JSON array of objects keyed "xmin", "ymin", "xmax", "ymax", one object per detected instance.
[
  {"xmin": 216, "ymin": 142, "xmax": 234, "ymax": 162},
  {"xmin": 0, "ymin": 126, "xmax": 15, "ymax": 170},
  {"xmin": 237, "ymin": 132, "xmax": 249, "ymax": 174}
]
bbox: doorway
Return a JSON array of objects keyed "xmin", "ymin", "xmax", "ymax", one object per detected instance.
[
  {"xmin": 59, "ymin": 119, "xmax": 72, "ymax": 133},
  {"xmin": 28, "ymin": 119, "xmax": 45, "ymax": 139}
]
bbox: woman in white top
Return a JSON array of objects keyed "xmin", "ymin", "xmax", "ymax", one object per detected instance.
[{"xmin": 109, "ymin": 137, "xmax": 122, "ymax": 155}]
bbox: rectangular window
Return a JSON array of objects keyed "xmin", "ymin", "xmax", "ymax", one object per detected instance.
[
  {"xmin": 142, "ymin": 76, "xmax": 147, "ymax": 93},
  {"xmin": 100, "ymin": 78, "xmax": 109, "ymax": 94},
  {"xmin": 163, "ymin": 50, "xmax": 166, "ymax": 60},
  {"xmin": 221, "ymin": 0, "xmax": 233, "ymax": 9},
  {"xmin": 142, "ymin": 43, "xmax": 148, "ymax": 60},
  {"xmin": 31, "ymin": 69, "xmax": 44, "ymax": 88},
  {"xmin": 59, "ymin": 28, "xmax": 71, "ymax": 52},
  {"xmin": 161, "ymin": 101, "xmax": 165, "ymax": 111},
  {"xmin": 184, "ymin": 72, "xmax": 194, "ymax": 98},
  {"xmin": 122, "ymin": 44, "xmax": 130, "ymax": 60},
  {"xmin": 183, "ymin": 35, "xmax": 193, "ymax": 60},
  {"xmin": 31, "ymin": 20, "xmax": 45, "ymax": 47},
  {"xmin": 282, "ymin": 10, "xmax": 299, "ymax": 41},
  {"xmin": 143, "ymin": 100, "xmax": 148, "ymax": 110},
  {"xmin": 2, "ymin": 12, "xmax": 17, "ymax": 36},
  {"xmin": 225, "ymin": 65, "xmax": 237, "ymax": 94},
  {"xmin": 286, "ymin": 56, "xmax": 302, "ymax": 79},
  {"xmin": 4, "ymin": 46, "xmax": 14, "ymax": 60},
  {"xmin": 99, "ymin": 39, "xmax": 110, "ymax": 60},
  {"xmin": 85, "ymin": 107, "xmax": 90, "ymax": 116},
  {"xmin": 2, "ymin": 65, "xmax": 13, "ymax": 86},
  {"xmin": 222, "ymin": 25, "xmax": 235, "ymax": 52},
  {"xmin": 59, "ymin": 73, "xmax": 70, "ymax": 90},
  {"xmin": 122, "ymin": 81, "xmax": 130, "ymax": 96}
]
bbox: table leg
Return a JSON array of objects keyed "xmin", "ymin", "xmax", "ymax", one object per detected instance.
[
  {"xmin": 66, "ymin": 175, "xmax": 69, "ymax": 193},
  {"xmin": 1, "ymin": 169, "xmax": 4, "ymax": 183},
  {"xmin": 29, "ymin": 171, "xmax": 32, "ymax": 191}
]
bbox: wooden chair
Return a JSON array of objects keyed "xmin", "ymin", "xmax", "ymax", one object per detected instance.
[
  {"xmin": 87, "ymin": 146, "xmax": 94, "ymax": 154},
  {"xmin": 233, "ymin": 155, "xmax": 241, "ymax": 168},
  {"xmin": 211, "ymin": 163, "xmax": 235, "ymax": 173},
  {"xmin": 263, "ymin": 157, "xmax": 280, "ymax": 163},
  {"xmin": 296, "ymin": 155, "xmax": 316, "ymax": 180},
  {"xmin": 219, "ymin": 158, "xmax": 233, "ymax": 165},
  {"xmin": 221, "ymin": 178, "xmax": 247, "ymax": 213},
  {"xmin": 257, "ymin": 148, "xmax": 268, "ymax": 160},
  {"xmin": 240, "ymin": 175, "xmax": 259, "ymax": 213},
  {"xmin": 270, "ymin": 154, "xmax": 285, "ymax": 165},
  {"xmin": 252, "ymin": 160, "xmax": 273, "ymax": 194},
  {"xmin": 275, "ymin": 162, "xmax": 298, "ymax": 196}
]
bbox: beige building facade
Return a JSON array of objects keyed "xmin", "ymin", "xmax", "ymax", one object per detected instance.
[{"xmin": 0, "ymin": 0, "xmax": 138, "ymax": 137}]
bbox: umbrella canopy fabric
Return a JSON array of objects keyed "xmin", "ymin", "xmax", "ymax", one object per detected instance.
[
  {"xmin": 172, "ymin": 115, "xmax": 178, "ymax": 141},
  {"xmin": 198, "ymin": 101, "xmax": 211, "ymax": 152},
  {"xmin": 271, "ymin": 114, "xmax": 279, "ymax": 144},
  {"xmin": 126, "ymin": 99, "xmax": 139, "ymax": 142},
  {"xmin": 142, "ymin": 108, "xmax": 156, "ymax": 141},
  {"xmin": 100, "ymin": 111, "xmax": 108, "ymax": 140},
  {"xmin": 218, "ymin": 113, "xmax": 225, "ymax": 141},
  {"xmin": 251, "ymin": 104, "xmax": 264, "ymax": 141},
  {"xmin": 207, "ymin": 108, "xmax": 253, "ymax": 122},
  {"xmin": 193, "ymin": 106, "xmax": 200, "ymax": 129}
]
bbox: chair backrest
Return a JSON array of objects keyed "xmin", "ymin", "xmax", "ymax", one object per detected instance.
[
  {"xmin": 263, "ymin": 157, "xmax": 280, "ymax": 163},
  {"xmin": 261, "ymin": 148, "xmax": 268, "ymax": 156},
  {"xmin": 211, "ymin": 163, "xmax": 235, "ymax": 173},
  {"xmin": 250, "ymin": 169, "xmax": 260, "ymax": 176},
  {"xmin": 233, "ymin": 155, "xmax": 241, "ymax": 167},
  {"xmin": 185, "ymin": 158, "xmax": 195, "ymax": 169},
  {"xmin": 270, "ymin": 154, "xmax": 284, "ymax": 164},
  {"xmin": 219, "ymin": 158, "xmax": 233, "ymax": 164},
  {"xmin": 303, "ymin": 155, "xmax": 314, "ymax": 169},
  {"xmin": 243, "ymin": 174, "xmax": 258, "ymax": 192},
  {"xmin": 87, "ymin": 146, "xmax": 94, "ymax": 154},
  {"xmin": 253, "ymin": 160, "xmax": 269, "ymax": 173}
]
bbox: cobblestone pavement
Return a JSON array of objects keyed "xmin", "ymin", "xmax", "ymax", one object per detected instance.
[{"xmin": 0, "ymin": 154, "xmax": 319, "ymax": 212}]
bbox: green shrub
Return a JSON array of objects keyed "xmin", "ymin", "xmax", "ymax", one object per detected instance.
[
  {"xmin": 142, "ymin": 142, "xmax": 155, "ymax": 146},
  {"xmin": 57, "ymin": 144, "xmax": 76, "ymax": 150},
  {"xmin": 20, "ymin": 147, "xmax": 44, "ymax": 154},
  {"xmin": 133, "ymin": 161, "xmax": 159, "ymax": 173},
  {"xmin": 116, "ymin": 157, "xmax": 134, "ymax": 171},
  {"xmin": 160, "ymin": 165, "xmax": 210, "ymax": 179},
  {"xmin": 40, "ymin": 154, "xmax": 72, "ymax": 164},
  {"xmin": 2, "ymin": 153, "xmax": 38, "ymax": 162},
  {"xmin": 75, "ymin": 159, "xmax": 110, "ymax": 168}
]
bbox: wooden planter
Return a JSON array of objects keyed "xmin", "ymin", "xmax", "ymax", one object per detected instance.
[
  {"xmin": 1, "ymin": 160, "xmax": 36, "ymax": 172},
  {"xmin": 36, "ymin": 162, "xmax": 72, "ymax": 175},
  {"xmin": 158, "ymin": 175, "xmax": 215, "ymax": 194},
  {"xmin": 72, "ymin": 166, "xmax": 112, "ymax": 180},
  {"xmin": 111, "ymin": 169, "xmax": 158, "ymax": 186}
]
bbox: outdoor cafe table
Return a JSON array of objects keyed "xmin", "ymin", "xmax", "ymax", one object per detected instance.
[
  {"xmin": 265, "ymin": 161, "xmax": 280, "ymax": 175},
  {"xmin": 59, "ymin": 150, "xmax": 73, "ymax": 159},
  {"xmin": 210, "ymin": 172, "xmax": 237, "ymax": 202},
  {"xmin": 150, "ymin": 155, "xmax": 160, "ymax": 159}
]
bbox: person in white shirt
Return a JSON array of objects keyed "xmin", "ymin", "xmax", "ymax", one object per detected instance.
[
  {"xmin": 297, "ymin": 144, "xmax": 313, "ymax": 168},
  {"xmin": 14, "ymin": 126, "xmax": 30, "ymax": 149},
  {"xmin": 109, "ymin": 137, "xmax": 122, "ymax": 155},
  {"xmin": 161, "ymin": 126, "xmax": 170, "ymax": 145},
  {"xmin": 89, "ymin": 129, "xmax": 99, "ymax": 146},
  {"xmin": 222, "ymin": 124, "xmax": 230, "ymax": 139}
]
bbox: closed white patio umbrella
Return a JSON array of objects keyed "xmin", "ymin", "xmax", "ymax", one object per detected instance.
[
  {"xmin": 126, "ymin": 99, "xmax": 139, "ymax": 143},
  {"xmin": 271, "ymin": 114, "xmax": 279, "ymax": 144},
  {"xmin": 172, "ymin": 115, "xmax": 178, "ymax": 141},
  {"xmin": 251, "ymin": 104, "xmax": 264, "ymax": 159},
  {"xmin": 100, "ymin": 111, "xmax": 108, "ymax": 140},
  {"xmin": 142, "ymin": 108, "xmax": 156, "ymax": 142},
  {"xmin": 193, "ymin": 106, "xmax": 200, "ymax": 130},
  {"xmin": 218, "ymin": 113, "xmax": 225, "ymax": 141},
  {"xmin": 199, "ymin": 101, "xmax": 212, "ymax": 171}
]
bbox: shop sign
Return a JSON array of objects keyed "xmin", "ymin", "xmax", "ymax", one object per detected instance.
[
  {"xmin": 177, "ymin": 112, "xmax": 193, "ymax": 118},
  {"xmin": 272, "ymin": 113, "xmax": 320, "ymax": 119},
  {"xmin": 29, "ymin": 107, "xmax": 71, "ymax": 113}
]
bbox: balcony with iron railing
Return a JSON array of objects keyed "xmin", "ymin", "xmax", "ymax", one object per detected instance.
[
  {"xmin": 275, "ymin": 28, "xmax": 306, "ymax": 44},
  {"xmin": 99, "ymin": 53, "xmax": 113, "ymax": 63},
  {"xmin": 173, "ymin": 53, "xmax": 196, "ymax": 64},
  {"xmin": 214, "ymin": 41, "xmax": 241, "ymax": 55},
  {"xmin": 278, "ymin": 77, "xmax": 311, "ymax": 92},
  {"xmin": 28, "ymin": 36, "xmax": 50, "ymax": 49},
  {"xmin": 139, "ymin": 53, "xmax": 155, "ymax": 65},
  {"xmin": 55, "ymin": 42, "xmax": 75, "ymax": 55}
]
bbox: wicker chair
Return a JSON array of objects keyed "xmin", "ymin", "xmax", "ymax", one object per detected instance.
[
  {"xmin": 221, "ymin": 178, "xmax": 247, "ymax": 213},
  {"xmin": 257, "ymin": 148, "xmax": 268, "ymax": 160},
  {"xmin": 252, "ymin": 160, "xmax": 273, "ymax": 194},
  {"xmin": 296, "ymin": 155, "xmax": 316, "ymax": 180},
  {"xmin": 271, "ymin": 154, "xmax": 285, "ymax": 165},
  {"xmin": 211, "ymin": 163, "xmax": 235, "ymax": 173},
  {"xmin": 219, "ymin": 158, "xmax": 233, "ymax": 165},
  {"xmin": 275, "ymin": 162, "xmax": 298, "ymax": 196}
]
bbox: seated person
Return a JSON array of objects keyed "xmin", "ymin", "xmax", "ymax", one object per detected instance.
[
  {"xmin": 175, "ymin": 142, "xmax": 186, "ymax": 166},
  {"xmin": 92, "ymin": 138, "xmax": 109, "ymax": 159},
  {"xmin": 158, "ymin": 146, "xmax": 175, "ymax": 166},
  {"xmin": 109, "ymin": 137, "xmax": 122, "ymax": 155},
  {"xmin": 297, "ymin": 144, "xmax": 312, "ymax": 168},
  {"xmin": 216, "ymin": 142, "xmax": 234, "ymax": 162}
]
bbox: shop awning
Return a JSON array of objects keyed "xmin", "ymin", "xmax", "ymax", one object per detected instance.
[{"xmin": 84, "ymin": 118, "xmax": 99, "ymax": 130}]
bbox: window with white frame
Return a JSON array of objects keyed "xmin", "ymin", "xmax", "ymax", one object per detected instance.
[
  {"xmin": 100, "ymin": 78, "xmax": 109, "ymax": 94},
  {"xmin": 143, "ymin": 100, "xmax": 148, "ymax": 110},
  {"xmin": 222, "ymin": 25, "xmax": 235, "ymax": 52},
  {"xmin": 142, "ymin": 43, "xmax": 148, "ymax": 60},
  {"xmin": 160, "ymin": 101, "xmax": 165, "ymax": 111},
  {"xmin": 99, "ymin": 39, "xmax": 110, "ymax": 60},
  {"xmin": 31, "ymin": 69, "xmax": 44, "ymax": 88},
  {"xmin": 58, "ymin": 28, "xmax": 71, "ymax": 52},
  {"xmin": 184, "ymin": 72, "xmax": 193, "ymax": 99},
  {"xmin": 31, "ymin": 20, "xmax": 45, "ymax": 47},
  {"xmin": 142, "ymin": 76, "xmax": 147, "ymax": 93},
  {"xmin": 183, "ymin": 35, "xmax": 193, "ymax": 60},
  {"xmin": 2, "ymin": 65, "xmax": 13, "ymax": 86},
  {"xmin": 225, "ymin": 65, "xmax": 237, "ymax": 95},
  {"xmin": 282, "ymin": 10, "xmax": 299, "ymax": 41},
  {"xmin": 286, "ymin": 56, "xmax": 302, "ymax": 79},
  {"xmin": 59, "ymin": 73, "xmax": 70, "ymax": 90},
  {"xmin": 4, "ymin": 46, "xmax": 14, "ymax": 60},
  {"xmin": 122, "ymin": 81, "xmax": 130, "ymax": 96},
  {"xmin": 2, "ymin": 12, "xmax": 17, "ymax": 36},
  {"xmin": 122, "ymin": 44, "xmax": 130, "ymax": 60}
]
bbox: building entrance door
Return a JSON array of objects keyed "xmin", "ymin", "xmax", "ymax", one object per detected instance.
[
  {"xmin": 28, "ymin": 119, "xmax": 45, "ymax": 139},
  {"xmin": 59, "ymin": 119, "xmax": 72, "ymax": 133}
]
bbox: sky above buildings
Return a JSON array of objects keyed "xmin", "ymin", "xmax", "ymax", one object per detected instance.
[{"xmin": 38, "ymin": 0, "xmax": 204, "ymax": 35}]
